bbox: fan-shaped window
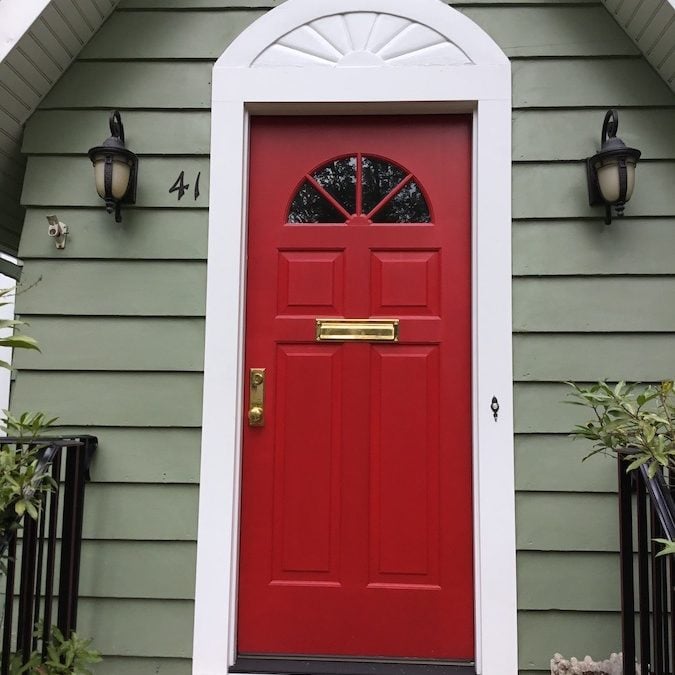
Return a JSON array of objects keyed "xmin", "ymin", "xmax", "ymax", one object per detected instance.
[{"xmin": 287, "ymin": 154, "xmax": 430, "ymax": 224}]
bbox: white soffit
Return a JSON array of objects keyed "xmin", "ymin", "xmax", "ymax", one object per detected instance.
[
  {"xmin": 0, "ymin": 0, "xmax": 119, "ymax": 256},
  {"xmin": 602, "ymin": 0, "xmax": 675, "ymax": 93}
]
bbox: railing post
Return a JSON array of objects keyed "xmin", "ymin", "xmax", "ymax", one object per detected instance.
[
  {"xmin": 57, "ymin": 437, "xmax": 96, "ymax": 638},
  {"xmin": 636, "ymin": 477, "xmax": 651, "ymax": 674},
  {"xmin": 16, "ymin": 510, "xmax": 38, "ymax": 666},
  {"xmin": 1, "ymin": 535, "xmax": 17, "ymax": 675},
  {"xmin": 618, "ymin": 456, "xmax": 636, "ymax": 675},
  {"xmin": 42, "ymin": 450, "xmax": 62, "ymax": 657}
]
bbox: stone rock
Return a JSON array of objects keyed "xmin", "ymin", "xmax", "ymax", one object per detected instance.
[{"xmin": 550, "ymin": 652, "xmax": 639, "ymax": 675}]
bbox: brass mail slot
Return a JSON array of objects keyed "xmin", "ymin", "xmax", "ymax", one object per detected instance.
[{"xmin": 315, "ymin": 319, "xmax": 399, "ymax": 342}]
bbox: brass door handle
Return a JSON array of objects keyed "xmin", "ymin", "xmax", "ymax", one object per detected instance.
[
  {"xmin": 248, "ymin": 368, "xmax": 265, "ymax": 427},
  {"xmin": 248, "ymin": 406, "xmax": 263, "ymax": 425}
]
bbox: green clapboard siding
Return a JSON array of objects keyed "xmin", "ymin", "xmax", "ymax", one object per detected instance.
[
  {"xmin": 513, "ymin": 219, "xmax": 675, "ymax": 275},
  {"xmin": 76, "ymin": 598, "xmax": 194, "ymax": 657},
  {"xmin": 517, "ymin": 552, "xmax": 619, "ymax": 610},
  {"xmin": 80, "ymin": 7, "xmax": 637, "ymax": 60},
  {"xmin": 514, "ymin": 334, "xmax": 675, "ymax": 382},
  {"xmin": 87, "ymin": 658, "xmax": 191, "ymax": 675},
  {"xmin": 12, "ymin": 0, "xmax": 675, "ymax": 671},
  {"xmin": 16, "ymin": 261, "xmax": 206, "ymax": 316},
  {"xmin": 516, "ymin": 493, "xmax": 618, "ymax": 552},
  {"xmin": 41, "ymin": 63, "xmax": 213, "ymax": 109},
  {"xmin": 118, "ymin": 0, "xmax": 285, "ymax": 7},
  {"xmin": 79, "ymin": 11, "xmax": 265, "ymax": 60},
  {"xmin": 513, "ymin": 161, "xmax": 675, "ymax": 218},
  {"xmin": 514, "ymin": 277, "xmax": 675, "ymax": 332},
  {"xmin": 19, "ymin": 208, "xmax": 208, "ymax": 260},
  {"xmin": 23, "ymin": 111, "xmax": 212, "ymax": 155},
  {"xmin": 512, "ymin": 58, "xmax": 674, "ymax": 108},
  {"xmin": 11, "ymin": 372, "xmax": 204, "ymax": 426},
  {"xmin": 14, "ymin": 318, "xmax": 205, "ymax": 371},
  {"xmin": 515, "ymin": 382, "xmax": 606, "ymax": 434},
  {"xmin": 12, "ymin": 541, "xmax": 197, "ymax": 598},
  {"xmin": 459, "ymin": 6, "xmax": 637, "ymax": 57},
  {"xmin": 513, "ymin": 110, "xmax": 675, "ymax": 161},
  {"xmin": 514, "ymin": 435, "xmax": 616, "ymax": 493},
  {"xmin": 518, "ymin": 612, "xmax": 620, "ymax": 671},
  {"xmin": 79, "ymin": 542, "xmax": 197, "ymax": 599},
  {"xmin": 77, "ymin": 428, "xmax": 201, "ymax": 483},
  {"xmin": 81, "ymin": 484, "xmax": 198, "ymax": 540}
]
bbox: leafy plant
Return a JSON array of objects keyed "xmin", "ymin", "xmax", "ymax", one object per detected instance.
[
  {"xmin": 567, "ymin": 380, "xmax": 675, "ymax": 476},
  {"xmin": 0, "ymin": 413, "xmax": 58, "ymax": 542},
  {"xmin": 0, "ymin": 286, "xmax": 40, "ymax": 370},
  {"xmin": 568, "ymin": 380, "xmax": 675, "ymax": 554},
  {"xmin": 9, "ymin": 626, "xmax": 101, "ymax": 675},
  {"xmin": 0, "ymin": 412, "xmax": 58, "ymax": 572}
]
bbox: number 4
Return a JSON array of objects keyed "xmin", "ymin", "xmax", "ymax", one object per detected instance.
[{"xmin": 169, "ymin": 171, "xmax": 201, "ymax": 201}]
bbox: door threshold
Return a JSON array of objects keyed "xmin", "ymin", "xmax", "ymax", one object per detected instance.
[{"xmin": 231, "ymin": 656, "xmax": 476, "ymax": 675}]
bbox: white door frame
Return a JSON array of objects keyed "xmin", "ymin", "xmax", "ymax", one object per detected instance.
[{"xmin": 193, "ymin": 2, "xmax": 517, "ymax": 674}]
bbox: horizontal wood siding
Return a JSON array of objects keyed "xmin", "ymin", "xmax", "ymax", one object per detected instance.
[{"xmin": 13, "ymin": 1, "xmax": 675, "ymax": 673}]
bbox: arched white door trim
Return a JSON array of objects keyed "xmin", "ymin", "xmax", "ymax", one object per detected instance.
[{"xmin": 194, "ymin": 2, "xmax": 516, "ymax": 673}]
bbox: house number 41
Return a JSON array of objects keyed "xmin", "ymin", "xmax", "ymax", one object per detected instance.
[{"xmin": 169, "ymin": 170, "xmax": 201, "ymax": 201}]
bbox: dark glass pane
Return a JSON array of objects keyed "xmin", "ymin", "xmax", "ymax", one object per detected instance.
[
  {"xmin": 312, "ymin": 156, "xmax": 357, "ymax": 215},
  {"xmin": 362, "ymin": 156, "xmax": 407, "ymax": 214},
  {"xmin": 371, "ymin": 180, "xmax": 431, "ymax": 223},
  {"xmin": 288, "ymin": 181, "xmax": 346, "ymax": 223}
]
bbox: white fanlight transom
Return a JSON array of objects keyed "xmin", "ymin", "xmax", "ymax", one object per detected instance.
[{"xmin": 253, "ymin": 12, "xmax": 471, "ymax": 68}]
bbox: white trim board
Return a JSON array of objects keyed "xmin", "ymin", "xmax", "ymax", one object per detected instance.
[{"xmin": 194, "ymin": 2, "xmax": 517, "ymax": 674}]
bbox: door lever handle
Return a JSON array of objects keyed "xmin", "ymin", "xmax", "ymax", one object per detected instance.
[{"xmin": 248, "ymin": 368, "xmax": 265, "ymax": 427}]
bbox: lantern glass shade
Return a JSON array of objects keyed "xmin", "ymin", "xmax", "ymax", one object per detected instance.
[
  {"xmin": 595, "ymin": 157, "xmax": 637, "ymax": 204},
  {"xmin": 92, "ymin": 153, "xmax": 133, "ymax": 201}
]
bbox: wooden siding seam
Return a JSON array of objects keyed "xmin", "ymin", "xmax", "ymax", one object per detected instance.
[
  {"xmin": 15, "ymin": 46, "xmax": 55, "ymax": 87},
  {"xmin": 88, "ymin": 0, "xmax": 108, "ymax": 20},
  {"xmin": 38, "ymin": 16, "xmax": 76, "ymax": 60},
  {"xmin": 28, "ymin": 30, "xmax": 64, "ymax": 76},
  {"xmin": 3, "ymin": 60, "xmax": 45, "ymax": 100},
  {"xmin": 70, "ymin": 0, "xmax": 97, "ymax": 32},
  {"xmin": 0, "ymin": 84, "xmax": 31, "ymax": 118},
  {"xmin": 635, "ymin": 1, "xmax": 667, "ymax": 41},
  {"xmin": 52, "ymin": 2, "xmax": 87, "ymax": 45},
  {"xmin": 648, "ymin": 19, "xmax": 675, "ymax": 55}
]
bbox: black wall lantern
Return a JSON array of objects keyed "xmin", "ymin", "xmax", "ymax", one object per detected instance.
[
  {"xmin": 586, "ymin": 109, "xmax": 641, "ymax": 225},
  {"xmin": 87, "ymin": 110, "xmax": 138, "ymax": 223}
]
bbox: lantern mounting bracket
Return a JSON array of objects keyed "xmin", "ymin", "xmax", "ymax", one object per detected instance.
[{"xmin": 46, "ymin": 215, "xmax": 68, "ymax": 249}]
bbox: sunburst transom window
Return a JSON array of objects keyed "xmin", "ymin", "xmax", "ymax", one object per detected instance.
[{"xmin": 288, "ymin": 154, "xmax": 431, "ymax": 224}]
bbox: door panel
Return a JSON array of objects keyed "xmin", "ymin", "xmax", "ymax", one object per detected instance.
[
  {"xmin": 369, "ymin": 346, "xmax": 440, "ymax": 586},
  {"xmin": 272, "ymin": 344, "xmax": 342, "ymax": 584},
  {"xmin": 239, "ymin": 116, "xmax": 473, "ymax": 661}
]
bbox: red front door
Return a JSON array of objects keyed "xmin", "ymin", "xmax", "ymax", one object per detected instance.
[{"xmin": 238, "ymin": 116, "xmax": 473, "ymax": 662}]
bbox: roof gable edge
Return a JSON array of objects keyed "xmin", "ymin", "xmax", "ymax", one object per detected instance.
[{"xmin": 601, "ymin": 0, "xmax": 675, "ymax": 94}]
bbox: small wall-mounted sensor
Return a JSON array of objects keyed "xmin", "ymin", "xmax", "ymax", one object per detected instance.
[{"xmin": 46, "ymin": 215, "xmax": 68, "ymax": 249}]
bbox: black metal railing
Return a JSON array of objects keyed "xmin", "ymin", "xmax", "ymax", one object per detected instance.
[
  {"xmin": 0, "ymin": 436, "xmax": 97, "ymax": 674},
  {"xmin": 618, "ymin": 455, "xmax": 675, "ymax": 675}
]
